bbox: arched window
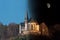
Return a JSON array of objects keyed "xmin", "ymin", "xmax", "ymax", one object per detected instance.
[{"xmin": 31, "ymin": 25, "xmax": 33, "ymax": 30}]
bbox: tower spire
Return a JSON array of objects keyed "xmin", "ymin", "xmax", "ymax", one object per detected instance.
[
  {"xmin": 25, "ymin": 10, "xmax": 28, "ymax": 21},
  {"xmin": 25, "ymin": 10, "xmax": 28, "ymax": 31}
]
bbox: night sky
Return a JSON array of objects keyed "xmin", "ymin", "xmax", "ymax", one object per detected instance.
[{"xmin": 28, "ymin": 0, "xmax": 58, "ymax": 26}]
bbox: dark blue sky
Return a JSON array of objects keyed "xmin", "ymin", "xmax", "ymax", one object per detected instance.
[{"xmin": 0, "ymin": 0, "xmax": 28, "ymax": 25}]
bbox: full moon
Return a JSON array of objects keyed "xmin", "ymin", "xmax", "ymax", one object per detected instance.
[{"xmin": 47, "ymin": 3, "xmax": 51, "ymax": 8}]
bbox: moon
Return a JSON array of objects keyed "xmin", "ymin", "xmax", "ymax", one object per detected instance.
[{"xmin": 47, "ymin": 3, "xmax": 51, "ymax": 8}]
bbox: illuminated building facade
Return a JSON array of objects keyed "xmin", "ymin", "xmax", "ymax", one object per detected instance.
[{"xmin": 19, "ymin": 12, "xmax": 49, "ymax": 36}]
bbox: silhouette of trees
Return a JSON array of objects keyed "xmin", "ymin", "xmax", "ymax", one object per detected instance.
[{"xmin": 0, "ymin": 22, "xmax": 19, "ymax": 40}]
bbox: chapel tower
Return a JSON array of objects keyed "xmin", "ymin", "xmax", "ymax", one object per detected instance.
[{"xmin": 25, "ymin": 11, "xmax": 28, "ymax": 31}]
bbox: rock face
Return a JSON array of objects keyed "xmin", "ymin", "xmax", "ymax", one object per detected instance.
[
  {"xmin": 0, "ymin": 22, "xmax": 60, "ymax": 40},
  {"xmin": 40, "ymin": 22, "xmax": 49, "ymax": 36}
]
